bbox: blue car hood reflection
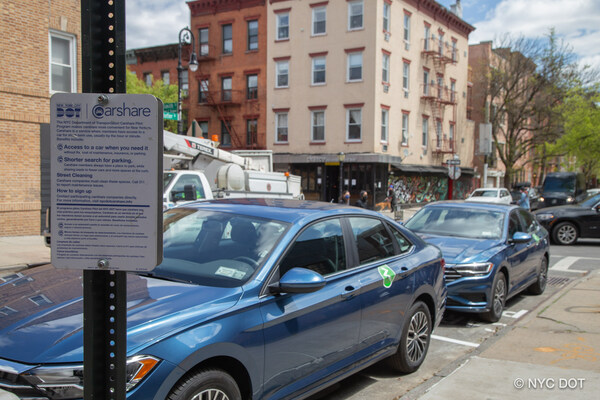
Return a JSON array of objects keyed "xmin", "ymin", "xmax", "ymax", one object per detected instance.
[
  {"xmin": 418, "ymin": 234, "xmax": 503, "ymax": 264},
  {"xmin": 0, "ymin": 264, "xmax": 242, "ymax": 364}
]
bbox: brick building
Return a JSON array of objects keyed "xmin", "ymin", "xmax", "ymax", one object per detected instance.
[{"xmin": 0, "ymin": 0, "xmax": 81, "ymax": 236}]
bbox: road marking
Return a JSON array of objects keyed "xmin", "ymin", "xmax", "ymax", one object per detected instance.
[
  {"xmin": 431, "ymin": 334, "xmax": 479, "ymax": 348},
  {"xmin": 550, "ymin": 256, "xmax": 587, "ymax": 274},
  {"xmin": 503, "ymin": 309, "xmax": 528, "ymax": 319}
]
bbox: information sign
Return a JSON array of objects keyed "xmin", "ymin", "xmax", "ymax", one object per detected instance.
[
  {"xmin": 163, "ymin": 102, "xmax": 177, "ymax": 120},
  {"xmin": 50, "ymin": 93, "xmax": 163, "ymax": 271},
  {"xmin": 448, "ymin": 166, "xmax": 462, "ymax": 180}
]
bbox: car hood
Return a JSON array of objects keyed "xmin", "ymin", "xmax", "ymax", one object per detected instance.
[
  {"xmin": 540, "ymin": 191, "xmax": 572, "ymax": 200},
  {"xmin": 0, "ymin": 264, "xmax": 243, "ymax": 364},
  {"xmin": 417, "ymin": 234, "xmax": 503, "ymax": 264},
  {"xmin": 535, "ymin": 204, "xmax": 587, "ymax": 216}
]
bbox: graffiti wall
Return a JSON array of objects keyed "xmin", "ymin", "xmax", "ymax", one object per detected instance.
[{"xmin": 388, "ymin": 174, "xmax": 475, "ymax": 205}]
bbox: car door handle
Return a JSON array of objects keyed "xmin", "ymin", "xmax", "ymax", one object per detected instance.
[{"xmin": 341, "ymin": 286, "xmax": 358, "ymax": 300}]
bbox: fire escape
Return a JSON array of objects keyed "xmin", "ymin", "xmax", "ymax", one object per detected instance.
[{"xmin": 420, "ymin": 35, "xmax": 459, "ymax": 157}]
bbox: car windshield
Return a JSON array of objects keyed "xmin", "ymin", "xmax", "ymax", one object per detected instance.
[
  {"xmin": 150, "ymin": 208, "xmax": 289, "ymax": 287},
  {"xmin": 543, "ymin": 176, "xmax": 575, "ymax": 193},
  {"xmin": 163, "ymin": 172, "xmax": 177, "ymax": 190},
  {"xmin": 580, "ymin": 193, "xmax": 600, "ymax": 208},
  {"xmin": 405, "ymin": 206, "xmax": 505, "ymax": 239},
  {"xmin": 471, "ymin": 190, "xmax": 498, "ymax": 198}
]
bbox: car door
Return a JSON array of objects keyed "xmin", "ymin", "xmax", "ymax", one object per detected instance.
[
  {"xmin": 345, "ymin": 217, "xmax": 415, "ymax": 354},
  {"xmin": 505, "ymin": 210, "xmax": 534, "ymax": 294},
  {"xmin": 259, "ymin": 217, "xmax": 361, "ymax": 399},
  {"xmin": 517, "ymin": 209, "xmax": 547, "ymax": 283},
  {"xmin": 579, "ymin": 199, "xmax": 600, "ymax": 238}
]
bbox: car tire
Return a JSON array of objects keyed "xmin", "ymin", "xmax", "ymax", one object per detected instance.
[
  {"xmin": 552, "ymin": 222, "xmax": 578, "ymax": 245},
  {"xmin": 481, "ymin": 273, "xmax": 506, "ymax": 323},
  {"xmin": 387, "ymin": 301, "xmax": 431, "ymax": 373},
  {"xmin": 167, "ymin": 368, "xmax": 241, "ymax": 400},
  {"xmin": 528, "ymin": 256, "xmax": 548, "ymax": 295}
]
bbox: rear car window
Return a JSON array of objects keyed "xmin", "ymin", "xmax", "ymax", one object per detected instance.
[{"xmin": 348, "ymin": 217, "xmax": 395, "ymax": 265}]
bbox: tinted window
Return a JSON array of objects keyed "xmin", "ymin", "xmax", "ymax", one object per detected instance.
[
  {"xmin": 518, "ymin": 209, "xmax": 538, "ymax": 234},
  {"xmin": 280, "ymin": 219, "xmax": 346, "ymax": 277},
  {"xmin": 388, "ymin": 224, "xmax": 413, "ymax": 254},
  {"xmin": 508, "ymin": 211, "xmax": 524, "ymax": 237},
  {"xmin": 348, "ymin": 217, "xmax": 395, "ymax": 265},
  {"xmin": 543, "ymin": 175, "xmax": 576, "ymax": 193}
]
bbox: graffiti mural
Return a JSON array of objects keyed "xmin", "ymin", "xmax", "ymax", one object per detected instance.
[{"xmin": 388, "ymin": 174, "xmax": 476, "ymax": 205}]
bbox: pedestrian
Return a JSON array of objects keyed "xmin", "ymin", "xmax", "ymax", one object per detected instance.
[
  {"xmin": 518, "ymin": 187, "xmax": 530, "ymax": 210},
  {"xmin": 340, "ymin": 190, "xmax": 351, "ymax": 205},
  {"xmin": 387, "ymin": 185, "xmax": 396, "ymax": 211},
  {"xmin": 355, "ymin": 190, "xmax": 369, "ymax": 208}
]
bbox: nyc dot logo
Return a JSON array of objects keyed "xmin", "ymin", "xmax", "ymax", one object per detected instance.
[{"xmin": 56, "ymin": 104, "xmax": 81, "ymax": 118}]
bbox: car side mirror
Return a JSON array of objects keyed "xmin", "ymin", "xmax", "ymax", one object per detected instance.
[
  {"xmin": 183, "ymin": 184, "xmax": 197, "ymax": 201},
  {"xmin": 510, "ymin": 232, "xmax": 532, "ymax": 244},
  {"xmin": 270, "ymin": 267, "xmax": 326, "ymax": 294}
]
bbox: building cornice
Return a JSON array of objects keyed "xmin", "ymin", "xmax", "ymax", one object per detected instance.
[
  {"xmin": 188, "ymin": 0, "xmax": 265, "ymax": 17},
  {"xmin": 404, "ymin": 0, "xmax": 475, "ymax": 39}
]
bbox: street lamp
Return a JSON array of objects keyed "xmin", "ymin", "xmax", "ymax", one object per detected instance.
[
  {"xmin": 177, "ymin": 27, "xmax": 199, "ymax": 135},
  {"xmin": 338, "ymin": 152, "xmax": 345, "ymax": 202}
]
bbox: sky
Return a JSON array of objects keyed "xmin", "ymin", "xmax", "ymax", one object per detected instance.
[{"xmin": 126, "ymin": 0, "xmax": 600, "ymax": 71}]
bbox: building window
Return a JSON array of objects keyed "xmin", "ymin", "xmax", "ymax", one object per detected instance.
[
  {"xmin": 143, "ymin": 72, "xmax": 152, "ymax": 87},
  {"xmin": 381, "ymin": 108, "xmax": 389, "ymax": 143},
  {"xmin": 276, "ymin": 112, "xmax": 288, "ymax": 143},
  {"xmin": 198, "ymin": 120, "xmax": 209, "ymax": 138},
  {"xmin": 402, "ymin": 113, "xmax": 409, "ymax": 145},
  {"xmin": 403, "ymin": 13, "xmax": 410, "ymax": 44},
  {"xmin": 276, "ymin": 60, "xmax": 289, "ymax": 88},
  {"xmin": 347, "ymin": 52, "xmax": 362, "ymax": 82},
  {"xmin": 312, "ymin": 6, "xmax": 326, "ymax": 35},
  {"xmin": 437, "ymin": 75, "xmax": 443, "ymax": 99},
  {"xmin": 424, "ymin": 25, "xmax": 430, "ymax": 51},
  {"xmin": 221, "ymin": 120, "xmax": 232, "ymax": 146},
  {"xmin": 347, "ymin": 108, "xmax": 362, "ymax": 141},
  {"xmin": 312, "ymin": 56, "xmax": 326, "ymax": 85},
  {"xmin": 348, "ymin": 0, "xmax": 363, "ymax": 31},
  {"xmin": 199, "ymin": 27, "xmax": 209, "ymax": 56},
  {"xmin": 438, "ymin": 32, "xmax": 444, "ymax": 56},
  {"xmin": 0, "ymin": 306, "xmax": 17, "ymax": 316},
  {"xmin": 277, "ymin": 12, "xmax": 289, "ymax": 40},
  {"xmin": 29, "ymin": 294, "xmax": 52, "ymax": 306},
  {"xmin": 222, "ymin": 24, "xmax": 232, "ymax": 54},
  {"xmin": 403, "ymin": 61, "xmax": 410, "ymax": 94},
  {"xmin": 181, "ymin": 70, "xmax": 189, "ymax": 94},
  {"xmin": 247, "ymin": 20, "xmax": 258, "ymax": 51},
  {"xmin": 161, "ymin": 70, "xmax": 170, "ymax": 85},
  {"xmin": 382, "ymin": 52, "xmax": 390, "ymax": 83},
  {"xmin": 423, "ymin": 69, "xmax": 429, "ymax": 95},
  {"xmin": 452, "ymin": 40, "xmax": 457, "ymax": 62},
  {"xmin": 450, "ymin": 80, "xmax": 456, "ymax": 102},
  {"xmin": 436, "ymin": 120, "xmax": 442, "ymax": 147},
  {"xmin": 422, "ymin": 117, "xmax": 429, "ymax": 147},
  {"xmin": 221, "ymin": 77, "xmax": 232, "ymax": 102},
  {"xmin": 199, "ymin": 79, "xmax": 209, "ymax": 103},
  {"xmin": 247, "ymin": 74, "xmax": 258, "ymax": 99},
  {"xmin": 311, "ymin": 110, "xmax": 325, "ymax": 142},
  {"xmin": 50, "ymin": 31, "xmax": 76, "ymax": 93},
  {"xmin": 247, "ymin": 119, "xmax": 258, "ymax": 146},
  {"xmin": 449, "ymin": 123, "xmax": 455, "ymax": 147},
  {"xmin": 383, "ymin": 1, "xmax": 391, "ymax": 32}
]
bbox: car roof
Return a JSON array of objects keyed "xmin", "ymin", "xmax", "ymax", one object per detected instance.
[
  {"xmin": 172, "ymin": 199, "xmax": 382, "ymax": 224},
  {"xmin": 422, "ymin": 200, "xmax": 518, "ymax": 212}
]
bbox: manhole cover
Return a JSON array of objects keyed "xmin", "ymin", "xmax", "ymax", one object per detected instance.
[{"xmin": 548, "ymin": 277, "xmax": 571, "ymax": 286}]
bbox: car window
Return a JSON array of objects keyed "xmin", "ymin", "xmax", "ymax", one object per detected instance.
[
  {"xmin": 405, "ymin": 207, "xmax": 504, "ymax": 239},
  {"xmin": 518, "ymin": 209, "xmax": 539, "ymax": 234},
  {"xmin": 501, "ymin": 190, "xmax": 510, "ymax": 197},
  {"xmin": 279, "ymin": 218, "xmax": 346, "ymax": 277},
  {"xmin": 171, "ymin": 174, "xmax": 207, "ymax": 200},
  {"xmin": 471, "ymin": 190, "xmax": 498, "ymax": 198},
  {"xmin": 508, "ymin": 211, "xmax": 524, "ymax": 237},
  {"xmin": 388, "ymin": 224, "xmax": 413, "ymax": 254},
  {"xmin": 348, "ymin": 217, "xmax": 395, "ymax": 265}
]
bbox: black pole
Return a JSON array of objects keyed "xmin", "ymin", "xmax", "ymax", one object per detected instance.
[
  {"xmin": 338, "ymin": 152, "xmax": 344, "ymax": 203},
  {"xmin": 177, "ymin": 27, "xmax": 197, "ymax": 135},
  {"xmin": 81, "ymin": 1, "xmax": 127, "ymax": 399}
]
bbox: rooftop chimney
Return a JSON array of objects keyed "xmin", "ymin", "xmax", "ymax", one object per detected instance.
[{"xmin": 450, "ymin": 0, "xmax": 463, "ymax": 18}]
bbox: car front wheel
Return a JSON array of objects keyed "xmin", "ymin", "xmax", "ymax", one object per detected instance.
[
  {"xmin": 167, "ymin": 369, "xmax": 241, "ymax": 400},
  {"xmin": 481, "ymin": 273, "xmax": 506, "ymax": 322},
  {"xmin": 553, "ymin": 222, "xmax": 578, "ymax": 245},
  {"xmin": 528, "ymin": 257, "xmax": 548, "ymax": 295},
  {"xmin": 387, "ymin": 301, "xmax": 431, "ymax": 373}
]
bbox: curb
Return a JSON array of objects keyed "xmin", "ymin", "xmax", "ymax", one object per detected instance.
[
  {"xmin": 0, "ymin": 262, "xmax": 49, "ymax": 272},
  {"xmin": 400, "ymin": 270, "xmax": 593, "ymax": 400}
]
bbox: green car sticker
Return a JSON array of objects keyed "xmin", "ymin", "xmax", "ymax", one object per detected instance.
[
  {"xmin": 378, "ymin": 265, "xmax": 396, "ymax": 288},
  {"xmin": 532, "ymin": 233, "xmax": 540, "ymax": 243}
]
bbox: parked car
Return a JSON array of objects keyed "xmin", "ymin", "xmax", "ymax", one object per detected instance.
[
  {"xmin": 0, "ymin": 199, "xmax": 446, "ymax": 400},
  {"xmin": 534, "ymin": 193, "xmax": 600, "ymax": 245},
  {"xmin": 404, "ymin": 201, "xmax": 550, "ymax": 322},
  {"xmin": 465, "ymin": 188, "xmax": 512, "ymax": 205},
  {"xmin": 585, "ymin": 188, "xmax": 600, "ymax": 197},
  {"xmin": 537, "ymin": 172, "xmax": 587, "ymax": 209}
]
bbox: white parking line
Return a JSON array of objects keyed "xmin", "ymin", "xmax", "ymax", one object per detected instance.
[
  {"xmin": 502, "ymin": 309, "xmax": 528, "ymax": 319},
  {"xmin": 550, "ymin": 256, "xmax": 587, "ymax": 274},
  {"xmin": 431, "ymin": 334, "xmax": 479, "ymax": 348}
]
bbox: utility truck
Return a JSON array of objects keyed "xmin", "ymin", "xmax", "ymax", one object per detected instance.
[{"xmin": 162, "ymin": 130, "xmax": 302, "ymax": 210}]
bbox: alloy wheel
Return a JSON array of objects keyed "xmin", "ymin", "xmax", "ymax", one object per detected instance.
[
  {"xmin": 192, "ymin": 389, "xmax": 230, "ymax": 400},
  {"xmin": 557, "ymin": 224, "xmax": 577, "ymax": 244},
  {"xmin": 406, "ymin": 310, "xmax": 429, "ymax": 363},
  {"xmin": 492, "ymin": 277, "xmax": 506, "ymax": 317}
]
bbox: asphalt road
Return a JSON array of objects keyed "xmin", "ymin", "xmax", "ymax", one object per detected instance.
[{"xmin": 308, "ymin": 239, "xmax": 600, "ymax": 400}]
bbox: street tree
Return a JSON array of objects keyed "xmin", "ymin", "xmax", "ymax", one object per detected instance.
[
  {"xmin": 547, "ymin": 86, "xmax": 600, "ymax": 183},
  {"xmin": 126, "ymin": 69, "xmax": 179, "ymax": 132},
  {"xmin": 479, "ymin": 31, "xmax": 583, "ymax": 187}
]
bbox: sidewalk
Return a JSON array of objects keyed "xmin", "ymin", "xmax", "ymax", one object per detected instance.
[
  {"xmin": 0, "ymin": 235, "xmax": 50, "ymax": 270},
  {"xmin": 408, "ymin": 270, "xmax": 600, "ymax": 400}
]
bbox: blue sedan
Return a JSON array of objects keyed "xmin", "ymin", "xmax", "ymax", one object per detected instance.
[
  {"xmin": 0, "ymin": 199, "xmax": 445, "ymax": 400},
  {"xmin": 404, "ymin": 201, "xmax": 550, "ymax": 322}
]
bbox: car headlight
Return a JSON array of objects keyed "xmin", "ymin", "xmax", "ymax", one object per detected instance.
[
  {"xmin": 539, "ymin": 196, "xmax": 545, "ymax": 202},
  {"xmin": 536, "ymin": 213, "xmax": 554, "ymax": 221},
  {"xmin": 451, "ymin": 262, "xmax": 493, "ymax": 277},
  {"xmin": 20, "ymin": 355, "xmax": 160, "ymax": 399},
  {"xmin": 566, "ymin": 196, "xmax": 574, "ymax": 203}
]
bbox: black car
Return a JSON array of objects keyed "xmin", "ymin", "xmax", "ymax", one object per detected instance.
[{"xmin": 534, "ymin": 193, "xmax": 600, "ymax": 245}]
